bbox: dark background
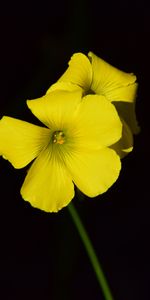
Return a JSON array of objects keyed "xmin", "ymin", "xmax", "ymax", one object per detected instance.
[{"xmin": 0, "ymin": 1, "xmax": 149, "ymax": 299}]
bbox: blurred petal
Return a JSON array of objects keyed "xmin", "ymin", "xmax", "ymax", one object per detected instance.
[
  {"xmin": 113, "ymin": 101, "xmax": 140, "ymax": 134},
  {"xmin": 65, "ymin": 147, "xmax": 121, "ymax": 197},
  {"xmin": 110, "ymin": 118, "xmax": 133, "ymax": 158},
  {"xmin": 21, "ymin": 147, "xmax": 74, "ymax": 212},
  {"xmin": 46, "ymin": 82, "xmax": 83, "ymax": 94},
  {"xmin": 27, "ymin": 89, "xmax": 82, "ymax": 129},
  {"xmin": 88, "ymin": 52, "xmax": 137, "ymax": 102},
  {"xmin": 0, "ymin": 116, "xmax": 50, "ymax": 168},
  {"xmin": 58, "ymin": 53, "xmax": 92, "ymax": 91},
  {"xmin": 74, "ymin": 95, "xmax": 122, "ymax": 149}
]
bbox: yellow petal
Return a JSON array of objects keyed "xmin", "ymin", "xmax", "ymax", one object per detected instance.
[
  {"xmin": 113, "ymin": 101, "xmax": 140, "ymax": 134},
  {"xmin": 21, "ymin": 147, "xmax": 74, "ymax": 212},
  {"xmin": 74, "ymin": 94, "xmax": 122, "ymax": 149},
  {"xmin": 110, "ymin": 118, "xmax": 133, "ymax": 158},
  {"xmin": 0, "ymin": 116, "xmax": 50, "ymax": 168},
  {"xmin": 27, "ymin": 89, "xmax": 82, "ymax": 129},
  {"xmin": 88, "ymin": 52, "xmax": 137, "ymax": 102},
  {"xmin": 65, "ymin": 147, "xmax": 121, "ymax": 197},
  {"xmin": 46, "ymin": 81, "xmax": 83, "ymax": 94},
  {"xmin": 58, "ymin": 53, "xmax": 92, "ymax": 91}
]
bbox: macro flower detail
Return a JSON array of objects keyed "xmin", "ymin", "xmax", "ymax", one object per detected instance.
[
  {"xmin": 47, "ymin": 52, "xmax": 139, "ymax": 158},
  {"xmin": 0, "ymin": 90, "xmax": 122, "ymax": 212}
]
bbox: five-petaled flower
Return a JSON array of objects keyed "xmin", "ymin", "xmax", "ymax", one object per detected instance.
[{"xmin": 0, "ymin": 89, "xmax": 122, "ymax": 212}]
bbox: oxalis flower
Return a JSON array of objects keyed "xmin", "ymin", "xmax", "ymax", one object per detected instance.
[
  {"xmin": 0, "ymin": 89, "xmax": 122, "ymax": 212},
  {"xmin": 47, "ymin": 52, "xmax": 140, "ymax": 158}
]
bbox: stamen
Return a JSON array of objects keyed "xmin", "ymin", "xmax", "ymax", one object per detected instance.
[{"xmin": 52, "ymin": 131, "xmax": 65, "ymax": 145}]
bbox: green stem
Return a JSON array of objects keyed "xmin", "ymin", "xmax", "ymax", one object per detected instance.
[{"xmin": 68, "ymin": 202, "xmax": 114, "ymax": 300}]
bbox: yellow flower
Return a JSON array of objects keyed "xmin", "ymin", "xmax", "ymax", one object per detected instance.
[
  {"xmin": 0, "ymin": 89, "xmax": 122, "ymax": 212},
  {"xmin": 47, "ymin": 52, "xmax": 139, "ymax": 158}
]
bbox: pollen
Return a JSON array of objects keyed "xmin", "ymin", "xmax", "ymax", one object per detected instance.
[{"xmin": 52, "ymin": 131, "xmax": 65, "ymax": 145}]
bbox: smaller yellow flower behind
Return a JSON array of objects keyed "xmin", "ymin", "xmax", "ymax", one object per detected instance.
[
  {"xmin": 47, "ymin": 52, "xmax": 139, "ymax": 158},
  {"xmin": 0, "ymin": 90, "xmax": 122, "ymax": 212}
]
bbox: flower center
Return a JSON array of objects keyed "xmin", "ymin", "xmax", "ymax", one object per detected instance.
[{"xmin": 52, "ymin": 131, "xmax": 65, "ymax": 145}]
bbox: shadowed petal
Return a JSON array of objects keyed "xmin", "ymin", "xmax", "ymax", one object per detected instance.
[
  {"xmin": 88, "ymin": 52, "xmax": 137, "ymax": 102},
  {"xmin": 110, "ymin": 118, "xmax": 133, "ymax": 158},
  {"xmin": 21, "ymin": 147, "xmax": 74, "ymax": 212},
  {"xmin": 0, "ymin": 116, "xmax": 50, "ymax": 168},
  {"xmin": 65, "ymin": 147, "xmax": 121, "ymax": 197},
  {"xmin": 113, "ymin": 101, "xmax": 140, "ymax": 134}
]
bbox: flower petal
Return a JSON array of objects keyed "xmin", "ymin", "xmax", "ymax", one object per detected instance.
[
  {"xmin": 110, "ymin": 118, "xmax": 133, "ymax": 158},
  {"xmin": 46, "ymin": 81, "xmax": 83, "ymax": 94},
  {"xmin": 74, "ymin": 94, "xmax": 122, "ymax": 149},
  {"xmin": 21, "ymin": 147, "xmax": 74, "ymax": 212},
  {"xmin": 113, "ymin": 101, "xmax": 140, "ymax": 134},
  {"xmin": 0, "ymin": 116, "xmax": 50, "ymax": 168},
  {"xmin": 27, "ymin": 90, "xmax": 82, "ymax": 129},
  {"xmin": 65, "ymin": 147, "xmax": 121, "ymax": 197},
  {"xmin": 58, "ymin": 53, "xmax": 92, "ymax": 91},
  {"xmin": 88, "ymin": 52, "xmax": 137, "ymax": 102}
]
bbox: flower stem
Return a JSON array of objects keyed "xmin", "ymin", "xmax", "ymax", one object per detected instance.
[{"xmin": 68, "ymin": 202, "xmax": 114, "ymax": 300}]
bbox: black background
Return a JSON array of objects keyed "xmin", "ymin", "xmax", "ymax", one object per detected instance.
[{"xmin": 0, "ymin": 1, "xmax": 149, "ymax": 299}]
